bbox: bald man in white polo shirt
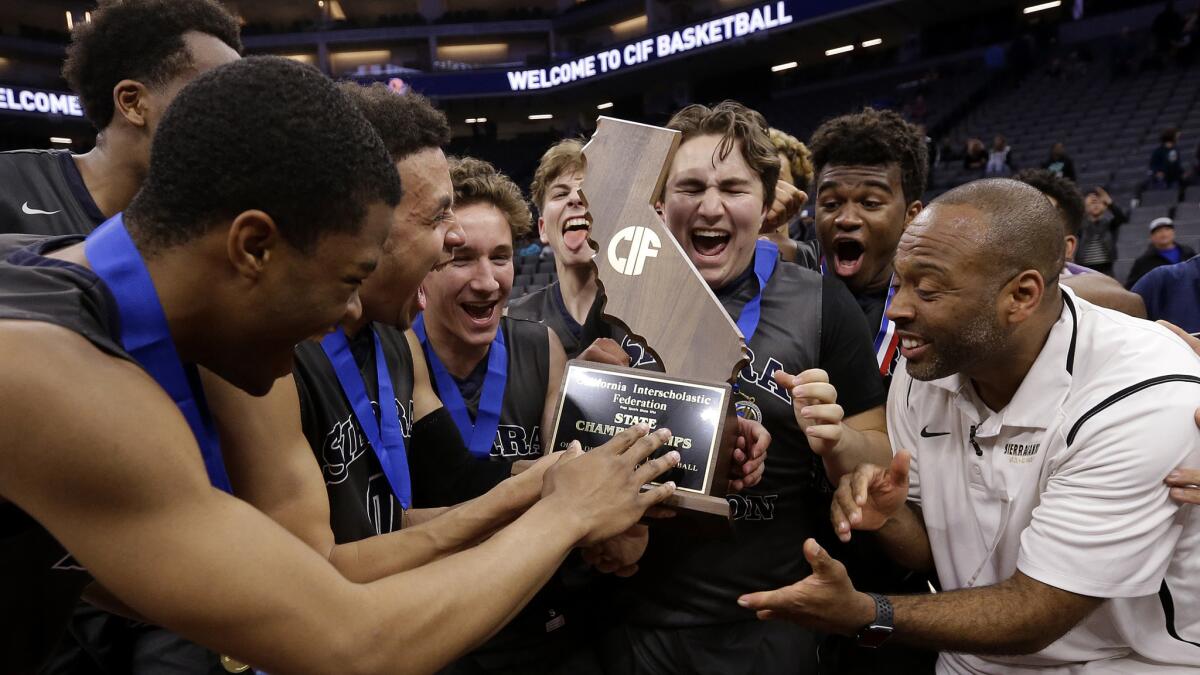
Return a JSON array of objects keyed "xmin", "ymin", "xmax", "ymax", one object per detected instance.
[{"xmin": 739, "ymin": 178, "xmax": 1200, "ymax": 673}]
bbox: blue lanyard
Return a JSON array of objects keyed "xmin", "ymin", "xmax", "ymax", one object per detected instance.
[
  {"xmin": 321, "ymin": 326, "xmax": 411, "ymax": 509},
  {"xmin": 84, "ymin": 215, "xmax": 231, "ymax": 493},
  {"xmin": 735, "ymin": 239, "xmax": 780, "ymax": 345},
  {"xmin": 413, "ymin": 315, "xmax": 507, "ymax": 459}
]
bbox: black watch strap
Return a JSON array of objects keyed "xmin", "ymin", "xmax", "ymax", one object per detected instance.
[{"xmin": 855, "ymin": 592, "xmax": 895, "ymax": 648}]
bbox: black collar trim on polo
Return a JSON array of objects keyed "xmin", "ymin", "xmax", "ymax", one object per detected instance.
[{"xmin": 1062, "ymin": 289, "xmax": 1078, "ymax": 376}]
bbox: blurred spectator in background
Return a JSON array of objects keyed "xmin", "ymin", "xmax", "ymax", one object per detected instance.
[
  {"xmin": 903, "ymin": 94, "xmax": 928, "ymax": 124},
  {"xmin": 916, "ymin": 124, "xmax": 937, "ymax": 178},
  {"xmin": 516, "ymin": 235, "xmax": 543, "ymax": 258},
  {"xmin": 1141, "ymin": 127, "xmax": 1189, "ymax": 200},
  {"xmin": 1152, "ymin": 0, "xmax": 1186, "ymax": 64},
  {"xmin": 1042, "ymin": 142, "xmax": 1077, "ymax": 181},
  {"xmin": 963, "ymin": 137, "xmax": 987, "ymax": 170},
  {"xmin": 1016, "ymin": 168, "xmax": 1148, "ymax": 316},
  {"xmin": 1077, "ymin": 186, "xmax": 1128, "ymax": 276},
  {"xmin": 1127, "ymin": 217, "xmax": 1196, "ymax": 288},
  {"xmin": 1111, "ymin": 26, "xmax": 1138, "ymax": 77},
  {"xmin": 985, "ymin": 134, "xmax": 1015, "ymax": 175},
  {"xmin": 766, "ymin": 127, "xmax": 816, "ymax": 243},
  {"xmin": 1194, "ymin": 139, "xmax": 1200, "ymax": 188},
  {"xmin": 1133, "ymin": 254, "xmax": 1200, "ymax": 333}
]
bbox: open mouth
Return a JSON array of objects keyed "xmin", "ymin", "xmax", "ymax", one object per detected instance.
[
  {"xmin": 561, "ymin": 216, "xmax": 591, "ymax": 251},
  {"xmin": 898, "ymin": 334, "xmax": 930, "ymax": 360},
  {"xmin": 691, "ymin": 229, "xmax": 731, "ymax": 258},
  {"xmin": 833, "ymin": 239, "xmax": 866, "ymax": 277},
  {"xmin": 460, "ymin": 300, "xmax": 498, "ymax": 325}
]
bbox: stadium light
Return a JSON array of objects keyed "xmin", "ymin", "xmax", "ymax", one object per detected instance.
[
  {"xmin": 65, "ymin": 11, "xmax": 73, "ymax": 30},
  {"xmin": 597, "ymin": 102, "xmax": 614, "ymax": 110},
  {"xmin": 465, "ymin": 118, "xmax": 477, "ymax": 124},
  {"xmin": 825, "ymin": 45, "xmax": 854, "ymax": 56},
  {"xmin": 861, "ymin": 38, "xmax": 883, "ymax": 48},
  {"xmin": 50, "ymin": 137, "xmax": 72, "ymax": 144},
  {"xmin": 528, "ymin": 114, "xmax": 553, "ymax": 120},
  {"xmin": 1023, "ymin": 1, "xmax": 1061, "ymax": 14},
  {"xmin": 771, "ymin": 61, "xmax": 798, "ymax": 72},
  {"xmin": 475, "ymin": 117, "xmax": 487, "ymax": 123}
]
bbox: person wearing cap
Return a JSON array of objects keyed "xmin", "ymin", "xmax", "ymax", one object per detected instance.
[{"xmin": 1126, "ymin": 217, "xmax": 1196, "ymax": 288}]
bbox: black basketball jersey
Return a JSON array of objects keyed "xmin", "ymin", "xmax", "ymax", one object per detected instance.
[
  {"xmin": 625, "ymin": 256, "xmax": 888, "ymax": 628},
  {"xmin": 424, "ymin": 316, "xmax": 551, "ymax": 467},
  {"xmin": 506, "ymin": 281, "xmax": 658, "ymax": 367},
  {"xmin": 422, "ymin": 316, "xmax": 592, "ymax": 672},
  {"xmin": 0, "ymin": 234, "xmax": 131, "ymax": 672},
  {"xmin": 0, "ymin": 150, "xmax": 105, "ymax": 236},
  {"xmin": 293, "ymin": 324, "xmax": 423, "ymax": 543}
]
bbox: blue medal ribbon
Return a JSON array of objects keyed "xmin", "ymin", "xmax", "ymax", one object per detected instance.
[
  {"xmin": 84, "ymin": 215, "xmax": 231, "ymax": 493},
  {"xmin": 735, "ymin": 239, "xmax": 780, "ymax": 345},
  {"xmin": 730, "ymin": 240, "xmax": 779, "ymax": 410},
  {"xmin": 321, "ymin": 327, "xmax": 411, "ymax": 509},
  {"xmin": 412, "ymin": 315, "xmax": 507, "ymax": 459}
]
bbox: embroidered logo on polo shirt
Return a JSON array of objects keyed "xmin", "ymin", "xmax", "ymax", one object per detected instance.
[
  {"xmin": 920, "ymin": 425, "xmax": 950, "ymax": 438},
  {"xmin": 1003, "ymin": 442, "xmax": 1040, "ymax": 463}
]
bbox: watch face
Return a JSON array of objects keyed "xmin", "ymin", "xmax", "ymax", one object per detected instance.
[{"xmin": 856, "ymin": 624, "xmax": 894, "ymax": 649}]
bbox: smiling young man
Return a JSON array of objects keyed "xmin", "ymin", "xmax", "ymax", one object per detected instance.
[
  {"xmin": 0, "ymin": 0, "xmax": 241, "ymax": 237},
  {"xmin": 740, "ymin": 179, "xmax": 1200, "ymax": 674},
  {"xmin": 0, "ymin": 57, "xmax": 683, "ymax": 675},
  {"xmin": 598, "ymin": 101, "xmax": 892, "ymax": 675},
  {"xmin": 412, "ymin": 156, "xmax": 593, "ymax": 673}
]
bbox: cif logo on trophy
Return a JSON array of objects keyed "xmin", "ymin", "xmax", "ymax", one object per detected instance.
[
  {"xmin": 548, "ymin": 117, "xmax": 751, "ymax": 523},
  {"xmin": 607, "ymin": 226, "xmax": 661, "ymax": 275}
]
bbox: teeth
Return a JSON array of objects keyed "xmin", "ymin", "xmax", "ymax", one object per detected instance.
[
  {"xmin": 693, "ymin": 229, "xmax": 728, "ymax": 238},
  {"xmin": 564, "ymin": 217, "xmax": 589, "ymax": 229},
  {"xmin": 901, "ymin": 338, "xmax": 926, "ymax": 349}
]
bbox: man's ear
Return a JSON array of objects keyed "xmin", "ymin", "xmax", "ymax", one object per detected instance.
[
  {"xmin": 903, "ymin": 201, "xmax": 924, "ymax": 229},
  {"xmin": 112, "ymin": 79, "xmax": 151, "ymax": 129},
  {"xmin": 226, "ymin": 210, "xmax": 281, "ymax": 280},
  {"xmin": 537, "ymin": 216, "xmax": 549, "ymax": 245},
  {"xmin": 1005, "ymin": 269, "xmax": 1047, "ymax": 326}
]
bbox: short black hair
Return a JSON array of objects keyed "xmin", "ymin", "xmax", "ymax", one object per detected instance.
[
  {"xmin": 337, "ymin": 83, "xmax": 450, "ymax": 161},
  {"xmin": 62, "ymin": 0, "xmax": 242, "ymax": 129},
  {"xmin": 933, "ymin": 178, "xmax": 1064, "ymax": 285},
  {"xmin": 126, "ymin": 57, "xmax": 401, "ymax": 254},
  {"xmin": 1013, "ymin": 168, "xmax": 1085, "ymax": 237},
  {"xmin": 809, "ymin": 108, "xmax": 928, "ymax": 205}
]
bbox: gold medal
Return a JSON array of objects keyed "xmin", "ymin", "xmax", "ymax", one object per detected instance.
[{"xmin": 220, "ymin": 655, "xmax": 251, "ymax": 673}]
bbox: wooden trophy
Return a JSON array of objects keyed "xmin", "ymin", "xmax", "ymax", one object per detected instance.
[{"xmin": 547, "ymin": 117, "xmax": 751, "ymax": 524}]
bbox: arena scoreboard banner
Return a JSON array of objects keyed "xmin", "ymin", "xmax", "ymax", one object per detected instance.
[
  {"xmin": 0, "ymin": 85, "xmax": 84, "ymax": 118},
  {"xmin": 356, "ymin": 0, "xmax": 877, "ymax": 98}
]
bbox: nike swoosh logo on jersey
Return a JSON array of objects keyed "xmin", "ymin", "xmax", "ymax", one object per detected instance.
[
  {"xmin": 920, "ymin": 425, "xmax": 950, "ymax": 438},
  {"xmin": 22, "ymin": 202, "xmax": 61, "ymax": 215}
]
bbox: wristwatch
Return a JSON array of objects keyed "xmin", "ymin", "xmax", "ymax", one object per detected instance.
[{"xmin": 855, "ymin": 592, "xmax": 895, "ymax": 648}]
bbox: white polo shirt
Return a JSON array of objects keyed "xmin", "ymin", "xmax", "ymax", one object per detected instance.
[{"xmin": 888, "ymin": 288, "xmax": 1200, "ymax": 674}]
